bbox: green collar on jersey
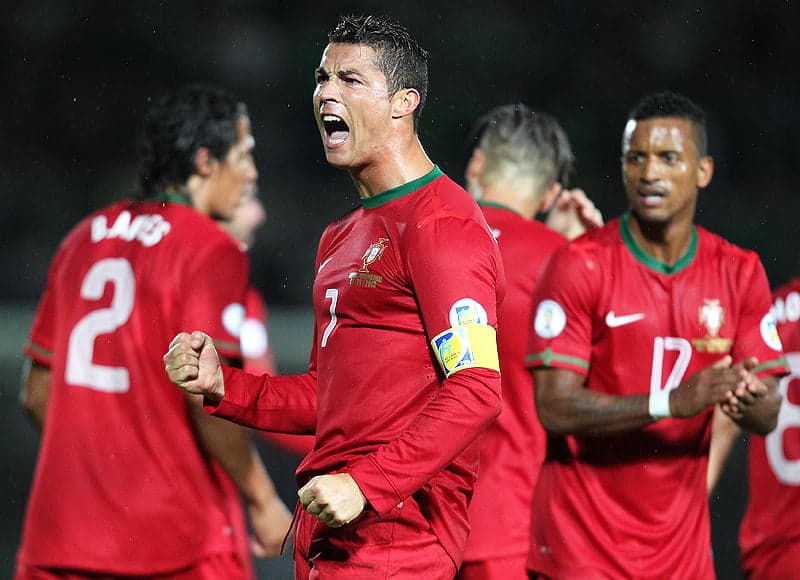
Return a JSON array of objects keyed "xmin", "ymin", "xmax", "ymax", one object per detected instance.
[
  {"xmin": 620, "ymin": 211, "xmax": 697, "ymax": 275},
  {"xmin": 150, "ymin": 192, "xmax": 191, "ymax": 206},
  {"xmin": 361, "ymin": 165, "xmax": 443, "ymax": 209},
  {"xmin": 476, "ymin": 199, "xmax": 525, "ymax": 218}
]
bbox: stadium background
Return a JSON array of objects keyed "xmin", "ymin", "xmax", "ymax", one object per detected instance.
[{"xmin": 1, "ymin": 1, "xmax": 797, "ymax": 578}]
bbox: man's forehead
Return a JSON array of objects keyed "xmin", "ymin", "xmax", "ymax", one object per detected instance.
[
  {"xmin": 623, "ymin": 118, "xmax": 692, "ymax": 149},
  {"xmin": 318, "ymin": 42, "xmax": 380, "ymax": 70}
]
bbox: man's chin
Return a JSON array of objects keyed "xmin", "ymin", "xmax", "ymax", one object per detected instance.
[{"xmin": 324, "ymin": 152, "xmax": 351, "ymax": 169}]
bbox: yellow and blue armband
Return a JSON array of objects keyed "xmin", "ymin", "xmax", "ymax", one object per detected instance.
[{"xmin": 431, "ymin": 323, "xmax": 500, "ymax": 377}]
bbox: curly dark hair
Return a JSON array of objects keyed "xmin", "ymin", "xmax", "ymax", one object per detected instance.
[
  {"xmin": 328, "ymin": 14, "xmax": 429, "ymax": 130},
  {"xmin": 137, "ymin": 84, "xmax": 248, "ymax": 197},
  {"xmin": 627, "ymin": 91, "xmax": 708, "ymax": 156}
]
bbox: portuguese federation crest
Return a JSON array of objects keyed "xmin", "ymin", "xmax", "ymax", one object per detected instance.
[
  {"xmin": 350, "ymin": 237, "xmax": 389, "ymax": 288},
  {"xmin": 692, "ymin": 298, "xmax": 732, "ymax": 353}
]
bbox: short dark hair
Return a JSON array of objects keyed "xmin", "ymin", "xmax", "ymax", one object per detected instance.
[
  {"xmin": 328, "ymin": 14, "xmax": 429, "ymax": 130},
  {"xmin": 471, "ymin": 103, "xmax": 574, "ymax": 188},
  {"xmin": 627, "ymin": 91, "xmax": 708, "ymax": 156},
  {"xmin": 137, "ymin": 84, "xmax": 248, "ymax": 196}
]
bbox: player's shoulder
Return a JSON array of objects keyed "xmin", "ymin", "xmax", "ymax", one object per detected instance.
[
  {"xmin": 695, "ymin": 224, "xmax": 763, "ymax": 269},
  {"xmin": 558, "ymin": 217, "xmax": 621, "ymax": 258}
]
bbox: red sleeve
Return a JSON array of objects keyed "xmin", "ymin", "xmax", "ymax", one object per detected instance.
[
  {"xmin": 733, "ymin": 255, "xmax": 789, "ymax": 377},
  {"xmin": 205, "ymin": 365, "xmax": 318, "ymax": 435},
  {"xmin": 25, "ymin": 254, "xmax": 61, "ymax": 366},
  {"xmin": 525, "ymin": 241, "xmax": 596, "ymax": 375},
  {"xmin": 347, "ymin": 215, "xmax": 503, "ymax": 514},
  {"xmin": 182, "ymin": 237, "xmax": 249, "ymax": 360}
]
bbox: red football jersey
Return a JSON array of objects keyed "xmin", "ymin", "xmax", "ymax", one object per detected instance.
[
  {"xmin": 463, "ymin": 202, "xmax": 566, "ymax": 562},
  {"xmin": 212, "ymin": 167, "xmax": 505, "ymax": 567},
  {"xmin": 740, "ymin": 277, "xmax": 800, "ymax": 578},
  {"xmin": 19, "ymin": 199, "xmax": 251, "ymax": 575},
  {"xmin": 525, "ymin": 214, "xmax": 788, "ymax": 579}
]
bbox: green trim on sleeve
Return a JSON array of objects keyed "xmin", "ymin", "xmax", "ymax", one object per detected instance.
[
  {"xmin": 754, "ymin": 356, "xmax": 789, "ymax": 374},
  {"xmin": 525, "ymin": 348, "xmax": 590, "ymax": 370},
  {"xmin": 26, "ymin": 342, "xmax": 53, "ymax": 361},
  {"xmin": 620, "ymin": 212, "xmax": 697, "ymax": 275},
  {"xmin": 361, "ymin": 166, "xmax": 443, "ymax": 209}
]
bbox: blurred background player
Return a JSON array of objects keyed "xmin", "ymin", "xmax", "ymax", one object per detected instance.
[
  {"xmin": 457, "ymin": 103, "xmax": 602, "ymax": 580},
  {"xmin": 738, "ymin": 278, "xmax": 800, "ymax": 578},
  {"xmin": 16, "ymin": 84, "xmax": 291, "ymax": 580},
  {"xmin": 525, "ymin": 90, "xmax": 786, "ymax": 579},
  {"xmin": 221, "ymin": 186, "xmax": 315, "ymax": 459}
]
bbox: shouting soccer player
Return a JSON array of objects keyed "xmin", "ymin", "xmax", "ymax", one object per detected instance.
[{"xmin": 164, "ymin": 15, "xmax": 504, "ymax": 579}]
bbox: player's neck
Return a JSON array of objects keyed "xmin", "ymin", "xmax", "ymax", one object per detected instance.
[
  {"xmin": 627, "ymin": 213, "xmax": 694, "ymax": 267},
  {"xmin": 478, "ymin": 186, "xmax": 539, "ymax": 220},
  {"xmin": 351, "ymin": 135, "xmax": 434, "ymax": 199}
]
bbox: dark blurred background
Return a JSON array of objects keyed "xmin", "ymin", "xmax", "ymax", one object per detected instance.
[{"xmin": 1, "ymin": 1, "xmax": 797, "ymax": 578}]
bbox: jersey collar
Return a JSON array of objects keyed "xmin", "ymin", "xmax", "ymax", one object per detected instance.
[
  {"xmin": 620, "ymin": 211, "xmax": 697, "ymax": 275},
  {"xmin": 361, "ymin": 166, "xmax": 443, "ymax": 209},
  {"xmin": 151, "ymin": 192, "xmax": 192, "ymax": 206},
  {"xmin": 476, "ymin": 199, "xmax": 525, "ymax": 218}
]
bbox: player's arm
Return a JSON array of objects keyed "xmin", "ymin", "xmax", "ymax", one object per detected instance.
[
  {"xmin": 19, "ymin": 359, "xmax": 50, "ymax": 432},
  {"xmin": 165, "ymin": 330, "xmax": 318, "ymax": 432},
  {"xmin": 187, "ymin": 353, "xmax": 292, "ymax": 558},
  {"xmin": 707, "ymin": 406, "xmax": 741, "ymax": 496},
  {"xmin": 344, "ymin": 216, "xmax": 502, "ymax": 516},
  {"xmin": 534, "ymin": 355, "xmax": 748, "ymax": 436}
]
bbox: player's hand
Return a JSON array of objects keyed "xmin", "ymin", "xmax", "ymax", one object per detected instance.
[
  {"xmin": 720, "ymin": 357, "xmax": 766, "ymax": 420},
  {"xmin": 544, "ymin": 188, "xmax": 603, "ymax": 240},
  {"xmin": 298, "ymin": 473, "xmax": 366, "ymax": 527},
  {"xmin": 163, "ymin": 330, "xmax": 225, "ymax": 401},
  {"xmin": 670, "ymin": 355, "xmax": 750, "ymax": 418},
  {"xmin": 248, "ymin": 494, "xmax": 293, "ymax": 558}
]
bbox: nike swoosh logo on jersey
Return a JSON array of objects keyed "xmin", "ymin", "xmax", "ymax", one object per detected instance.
[
  {"xmin": 317, "ymin": 257, "xmax": 334, "ymax": 273},
  {"xmin": 605, "ymin": 311, "xmax": 645, "ymax": 328}
]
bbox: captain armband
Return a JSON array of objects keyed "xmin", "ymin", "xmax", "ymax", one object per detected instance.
[{"xmin": 431, "ymin": 323, "xmax": 500, "ymax": 377}]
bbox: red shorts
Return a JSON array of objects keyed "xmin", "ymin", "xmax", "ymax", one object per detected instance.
[
  {"xmin": 293, "ymin": 498, "xmax": 455, "ymax": 579},
  {"xmin": 457, "ymin": 554, "xmax": 529, "ymax": 580},
  {"xmin": 15, "ymin": 552, "xmax": 249, "ymax": 580}
]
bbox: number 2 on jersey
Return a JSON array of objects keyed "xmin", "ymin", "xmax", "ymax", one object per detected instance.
[{"xmin": 66, "ymin": 258, "xmax": 135, "ymax": 392}]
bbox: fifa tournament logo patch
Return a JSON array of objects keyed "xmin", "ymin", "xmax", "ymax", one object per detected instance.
[
  {"xmin": 349, "ymin": 237, "xmax": 389, "ymax": 288},
  {"xmin": 448, "ymin": 298, "xmax": 488, "ymax": 327},
  {"xmin": 534, "ymin": 299, "xmax": 566, "ymax": 339},
  {"xmin": 433, "ymin": 327, "xmax": 475, "ymax": 376},
  {"xmin": 691, "ymin": 298, "xmax": 733, "ymax": 353},
  {"xmin": 760, "ymin": 310, "xmax": 783, "ymax": 351}
]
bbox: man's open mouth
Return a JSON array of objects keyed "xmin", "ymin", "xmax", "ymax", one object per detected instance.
[{"xmin": 322, "ymin": 114, "xmax": 350, "ymax": 145}]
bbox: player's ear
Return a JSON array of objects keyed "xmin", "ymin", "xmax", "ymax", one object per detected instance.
[
  {"xmin": 391, "ymin": 88, "xmax": 420, "ymax": 121},
  {"xmin": 193, "ymin": 147, "xmax": 216, "ymax": 177},
  {"xmin": 465, "ymin": 149, "xmax": 485, "ymax": 188},
  {"xmin": 697, "ymin": 155, "xmax": 714, "ymax": 189},
  {"xmin": 539, "ymin": 182, "xmax": 563, "ymax": 213}
]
